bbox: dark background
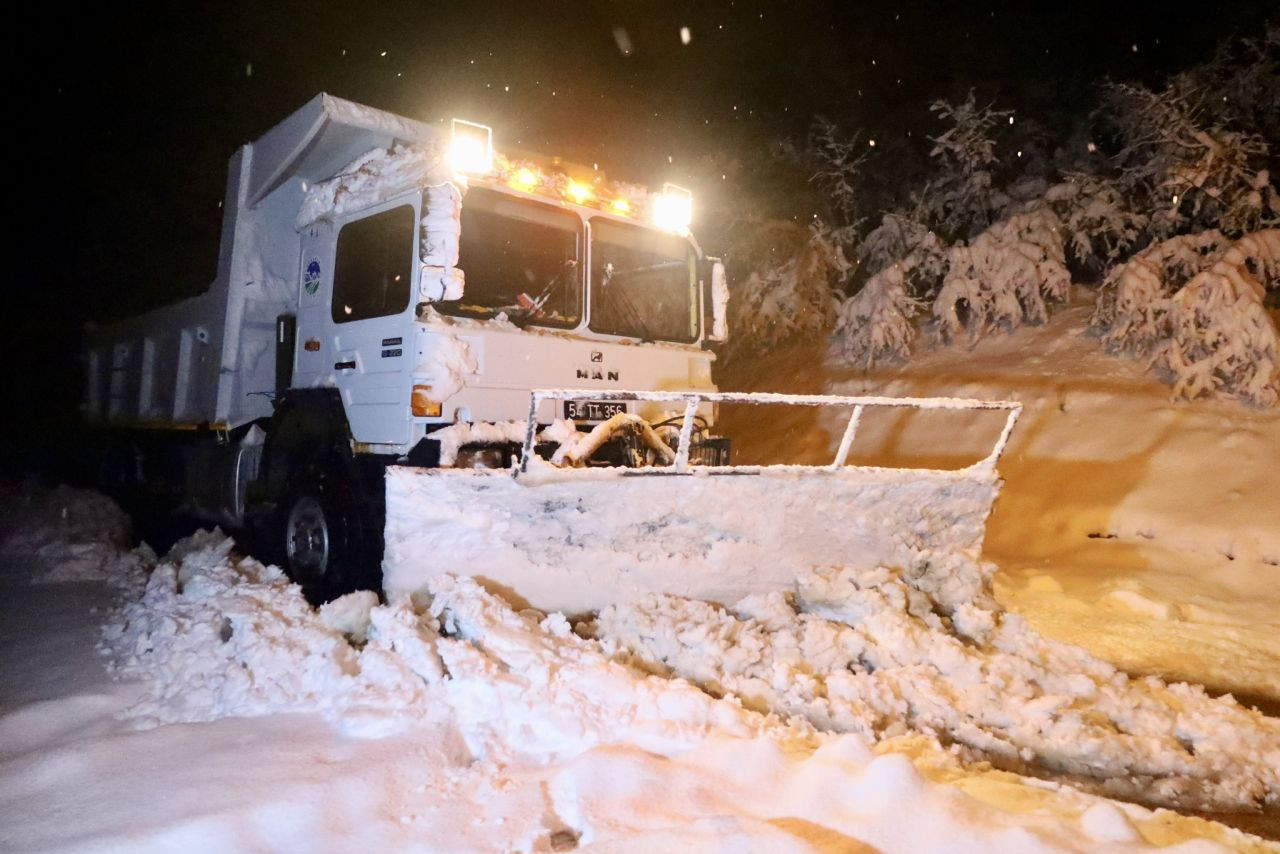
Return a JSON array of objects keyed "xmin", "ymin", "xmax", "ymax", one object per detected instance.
[{"xmin": 8, "ymin": 0, "xmax": 1273, "ymax": 471}]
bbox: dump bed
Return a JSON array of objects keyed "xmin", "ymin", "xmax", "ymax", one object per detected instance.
[{"xmin": 83, "ymin": 94, "xmax": 439, "ymax": 431}]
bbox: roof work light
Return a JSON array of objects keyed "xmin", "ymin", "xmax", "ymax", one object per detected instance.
[
  {"xmin": 448, "ymin": 119, "xmax": 493, "ymax": 175},
  {"xmin": 652, "ymin": 183, "xmax": 693, "ymax": 233}
]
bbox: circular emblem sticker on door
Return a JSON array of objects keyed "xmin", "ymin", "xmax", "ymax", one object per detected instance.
[{"xmin": 303, "ymin": 259, "xmax": 322, "ymax": 295}]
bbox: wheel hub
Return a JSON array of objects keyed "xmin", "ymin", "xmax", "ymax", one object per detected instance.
[{"xmin": 286, "ymin": 497, "xmax": 330, "ymax": 576}]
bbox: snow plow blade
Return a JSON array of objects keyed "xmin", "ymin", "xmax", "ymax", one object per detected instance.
[{"xmin": 383, "ymin": 390, "xmax": 1021, "ymax": 616}]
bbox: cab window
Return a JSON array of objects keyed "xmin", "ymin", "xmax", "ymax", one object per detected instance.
[
  {"xmin": 440, "ymin": 187, "xmax": 582, "ymax": 328},
  {"xmin": 331, "ymin": 205, "xmax": 415, "ymax": 324},
  {"xmin": 589, "ymin": 219, "xmax": 698, "ymax": 343}
]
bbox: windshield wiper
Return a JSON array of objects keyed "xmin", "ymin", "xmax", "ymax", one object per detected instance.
[{"xmin": 601, "ymin": 265, "xmax": 656, "ymax": 342}]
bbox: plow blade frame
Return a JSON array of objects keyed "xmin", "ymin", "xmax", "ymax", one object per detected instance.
[{"xmin": 384, "ymin": 391, "xmax": 1021, "ymax": 615}]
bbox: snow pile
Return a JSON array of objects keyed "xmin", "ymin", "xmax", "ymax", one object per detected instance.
[
  {"xmin": 419, "ymin": 182, "xmax": 465, "ymax": 302},
  {"xmin": 101, "ymin": 527, "xmax": 784, "ymax": 758},
  {"xmin": 95, "ymin": 525, "xmax": 1280, "ymax": 848},
  {"xmin": 430, "ymin": 573, "xmax": 780, "ymax": 765},
  {"xmin": 104, "ymin": 530, "xmax": 444, "ymax": 730},
  {"xmin": 595, "ymin": 565, "xmax": 1280, "ymax": 813},
  {"xmin": 424, "ymin": 575, "xmax": 1228, "ymax": 852},
  {"xmin": 0, "ymin": 483, "xmax": 153, "ymax": 591},
  {"xmin": 430, "ymin": 420, "xmax": 531, "ymax": 467},
  {"xmin": 413, "ymin": 325, "xmax": 478, "ymax": 403},
  {"xmin": 1094, "ymin": 229, "xmax": 1280, "ymax": 406}
]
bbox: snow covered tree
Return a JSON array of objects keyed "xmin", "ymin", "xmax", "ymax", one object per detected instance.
[
  {"xmin": 790, "ymin": 29, "xmax": 1276, "ymax": 387},
  {"xmin": 830, "ymin": 212, "xmax": 944, "ymax": 367},
  {"xmin": 805, "ymin": 116, "xmax": 868, "ymax": 228},
  {"xmin": 1044, "ymin": 174, "xmax": 1149, "ymax": 271},
  {"xmin": 829, "ymin": 94, "xmax": 1076, "ymax": 364},
  {"xmin": 1091, "ymin": 230, "xmax": 1228, "ymax": 356},
  {"xmin": 856, "ymin": 209, "xmax": 940, "ymax": 282},
  {"xmin": 1102, "ymin": 66, "xmax": 1278, "ymax": 239},
  {"xmin": 1077, "ymin": 30, "xmax": 1280, "ymax": 404},
  {"xmin": 1165, "ymin": 230, "xmax": 1280, "ymax": 406},
  {"xmin": 1176, "ymin": 25, "xmax": 1280, "ymax": 151},
  {"xmin": 725, "ymin": 219, "xmax": 848, "ymax": 360},
  {"xmin": 831, "ymin": 253, "xmax": 927, "ymax": 368},
  {"xmin": 1093, "ymin": 229, "xmax": 1280, "ymax": 406},
  {"xmin": 933, "ymin": 207, "xmax": 1071, "ymax": 344},
  {"xmin": 923, "ymin": 92, "xmax": 1014, "ymax": 241}
]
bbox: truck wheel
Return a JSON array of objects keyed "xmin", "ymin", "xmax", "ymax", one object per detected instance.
[
  {"xmin": 285, "ymin": 495, "xmax": 332, "ymax": 583},
  {"xmin": 279, "ymin": 460, "xmax": 378, "ymax": 604}
]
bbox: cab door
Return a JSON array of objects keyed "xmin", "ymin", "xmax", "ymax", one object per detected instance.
[{"xmin": 294, "ymin": 197, "xmax": 420, "ymax": 446}]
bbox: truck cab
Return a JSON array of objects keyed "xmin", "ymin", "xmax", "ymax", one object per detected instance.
[{"xmin": 291, "ymin": 177, "xmax": 720, "ymax": 457}]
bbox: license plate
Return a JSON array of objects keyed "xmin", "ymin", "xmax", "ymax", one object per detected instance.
[{"xmin": 564, "ymin": 400, "xmax": 627, "ymax": 421}]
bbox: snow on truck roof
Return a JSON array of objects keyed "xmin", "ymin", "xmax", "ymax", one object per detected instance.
[
  {"xmin": 255, "ymin": 94, "xmax": 695, "ymax": 235},
  {"xmin": 246, "ymin": 93, "xmax": 441, "ymax": 207}
]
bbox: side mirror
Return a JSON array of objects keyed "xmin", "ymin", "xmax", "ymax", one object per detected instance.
[{"xmin": 706, "ymin": 259, "xmax": 729, "ymax": 342}]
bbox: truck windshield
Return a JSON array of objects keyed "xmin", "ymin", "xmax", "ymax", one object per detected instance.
[
  {"xmin": 589, "ymin": 219, "xmax": 698, "ymax": 343},
  {"xmin": 437, "ymin": 187, "xmax": 582, "ymax": 328}
]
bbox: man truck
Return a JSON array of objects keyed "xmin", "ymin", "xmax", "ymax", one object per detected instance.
[{"xmin": 85, "ymin": 94, "xmax": 729, "ymax": 601}]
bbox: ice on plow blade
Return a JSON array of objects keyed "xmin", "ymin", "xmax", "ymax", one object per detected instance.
[{"xmin": 383, "ymin": 390, "xmax": 1021, "ymax": 615}]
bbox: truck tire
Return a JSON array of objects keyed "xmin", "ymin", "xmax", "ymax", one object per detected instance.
[{"xmin": 278, "ymin": 456, "xmax": 380, "ymax": 605}]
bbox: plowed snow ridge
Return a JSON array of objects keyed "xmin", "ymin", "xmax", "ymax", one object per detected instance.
[{"xmin": 102, "ymin": 526, "xmax": 1279, "ymax": 815}]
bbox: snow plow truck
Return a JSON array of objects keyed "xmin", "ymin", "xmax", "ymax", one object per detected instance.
[{"xmin": 84, "ymin": 94, "xmax": 1021, "ymax": 612}]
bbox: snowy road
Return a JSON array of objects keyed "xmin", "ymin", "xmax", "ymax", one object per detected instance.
[{"xmin": 2, "ymin": 481, "xmax": 1278, "ymax": 851}]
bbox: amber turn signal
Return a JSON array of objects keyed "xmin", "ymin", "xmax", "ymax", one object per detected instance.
[{"xmin": 411, "ymin": 385, "xmax": 442, "ymax": 418}]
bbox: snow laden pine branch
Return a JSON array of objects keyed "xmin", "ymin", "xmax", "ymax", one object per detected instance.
[
  {"xmin": 830, "ymin": 206, "xmax": 1070, "ymax": 365},
  {"xmin": 831, "ymin": 215, "xmax": 940, "ymax": 367},
  {"xmin": 932, "ymin": 207, "xmax": 1071, "ymax": 345},
  {"xmin": 1102, "ymin": 74, "xmax": 1279, "ymax": 238},
  {"xmin": 1093, "ymin": 229, "xmax": 1280, "ymax": 406},
  {"xmin": 725, "ymin": 221, "xmax": 848, "ymax": 360}
]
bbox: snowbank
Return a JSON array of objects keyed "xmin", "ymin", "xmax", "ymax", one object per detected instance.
[
  {"xmin": 595, "ymin": 565, "xmax": 1280, "ymax": 813},
  {"xmin": 0, "ymin": 483, "xmax": 153, "ymax": 591},
  {"xmin": 103, "ymin": 529, "xmax": 443, "ymax": 730},
  {"xmin": 0, "ymin": 483, "xmax": 1259, "ymax": 850},
  {"xmin": 90, "ymin": 527, "xmax": 1277, "ymax": 848}
]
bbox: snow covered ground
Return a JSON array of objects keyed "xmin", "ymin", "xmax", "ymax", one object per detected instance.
[
  {"xmin": 2, "ymin": 301, "xmax": 1279, "ymax": 850},
  {"xmin": 0, "ymin": 495, "xmax": 1276, "ymax": 848}
]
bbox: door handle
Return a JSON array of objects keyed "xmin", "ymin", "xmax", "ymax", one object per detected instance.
[{"xmin": 334, "ymin": 360, "xmax": 356, "ymax": 370}]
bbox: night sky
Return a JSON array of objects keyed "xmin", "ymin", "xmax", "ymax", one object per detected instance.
[{"xmin": 10, "ymin": 0, "xmax": 1273, "ymax": 461}]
